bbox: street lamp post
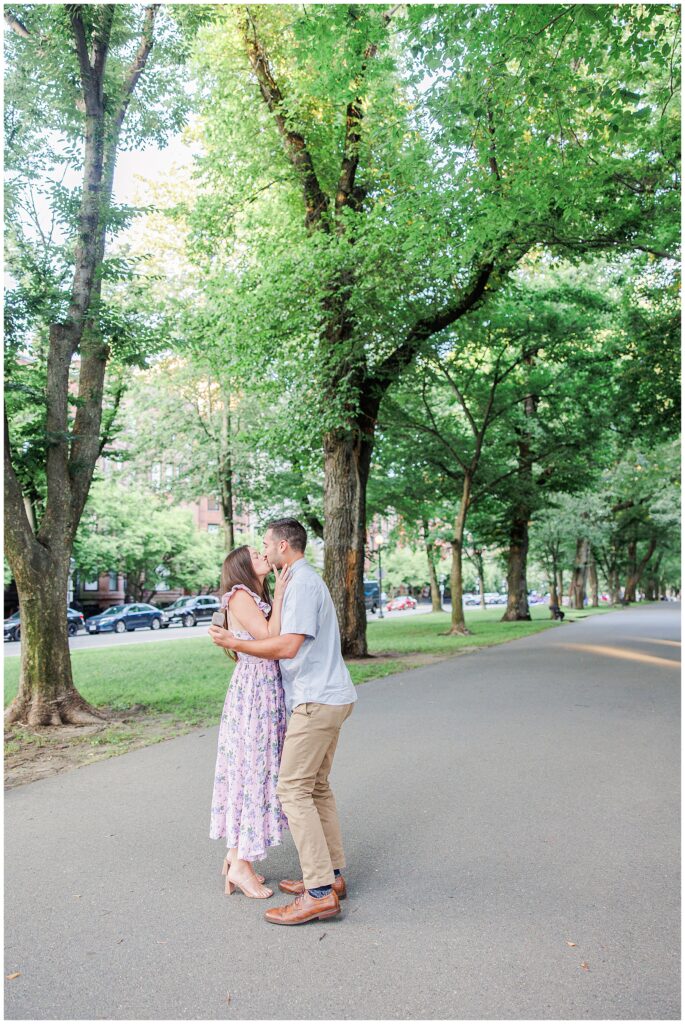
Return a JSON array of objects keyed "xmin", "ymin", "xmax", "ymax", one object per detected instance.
[
  {"xmin": 439, "ymin": 574, "xmax": 446, "ymax": 611},
  {"xmin": 375, "ymin": 533, "xmax": 384, "ymax": 619}
]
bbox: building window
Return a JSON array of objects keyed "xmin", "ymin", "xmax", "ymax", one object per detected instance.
[
  {"xmin": 84, "ymin": 579, "xmax": 99, "ymax": 592},
  {"xmin": 151, "ymin": 463, "xmax": 161, "ymax": 487},
  {"xmin": 208, "ymin": 497, "xmax": 220, "ymax": 511},
  {"xmin": 207, "ymin": 524, "xmax": 220, "ymax": 534},
  {"xmin": 165, "ymin": 464, "xmax": 174, "ymax": 484},
  {"xmin": 108, "ymin": 572, "xmax": 118, "ymax": 592}
]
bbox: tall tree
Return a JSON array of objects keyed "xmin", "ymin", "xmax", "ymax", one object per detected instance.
[{"xmin": 4, "ymin": 5, "xmax": 189, "ymax": 724}]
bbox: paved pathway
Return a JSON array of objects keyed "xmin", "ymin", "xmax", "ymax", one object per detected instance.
[{"xmin": 4, "ymin": 605, "xmax": 680, "ymax": 1019}]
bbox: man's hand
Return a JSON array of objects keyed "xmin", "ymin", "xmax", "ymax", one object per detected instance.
[{"xmin": 209, "ymin": 625, "xmax": 239, "ymax": 650}]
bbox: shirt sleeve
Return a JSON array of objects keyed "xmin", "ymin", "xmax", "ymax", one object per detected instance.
[{"xmin": 281, "ymin": 581, "xmax": 319, "ymax": 639}]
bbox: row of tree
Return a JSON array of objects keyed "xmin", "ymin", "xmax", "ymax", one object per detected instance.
[{"xmin": 4, "ymin": 4, "xmax": 680, "ymax": 724}]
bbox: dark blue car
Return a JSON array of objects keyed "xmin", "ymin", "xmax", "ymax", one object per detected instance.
[
  {"xmin": 86, "ymin": 603, "xmax": 163, "ymax": 635},
  {"xmin": 4, "ymin": 607, "xmax": 85, "ymax": 642}
]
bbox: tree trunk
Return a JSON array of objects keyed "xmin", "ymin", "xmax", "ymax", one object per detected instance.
[
  {"xmin": 609, "ymin": 566, "xmax": 621, "ymax": 606},
  {"xmin": 125, "ymin": 570, "xmax": 145, "ymax": 603},
  {"xmin": 624, "ymin": 537, "xmax": 656, "ymax": 603},
  {"xmin": 501, "ymin": 357, "xmax": 535, "ymax": 622},
  {"xmin": 4, "ymin": 8, "xmax": 158, "ymax": 727},
  {"xmin": 423, "ymin": 522, "xmax": 442, "ymax": 612},
  {"xmin": 5, "ymin": 553, "xmax": 103, "ymax": 726},
  {"xmin": 445, "ymin": 478, "xmax": 472, "ymax": 635},
  {"xmin": 644, "ymin": 555, "xmax": 662, "ymax": 601},
  {"xmin": 557, "ymin": 570, "xmax": 564, "ymax": 607},
  {"xmin": 219, "ymin": 395, "xmax": 235, "ymax": 551},
  {"xmin": 323, "ymin": 428, "xmax": 371, "ymax": 656},
  {"xmin": 588, "ymin": 548, "xmax": 598, "ymax": 607},
  {"xmin": 447, "ymin": 539, "xmax": 465, "ymax": 633},
  {"xmin": 548, "ymin": 557, "xmax": 560, "ymax": 618},
  {"xmin": 621, "ymin": 537, "xmax": 638, "ymax": 603},
  {"xmin": 569, "ymin": 537, "xmax": 589, "ymax": 609},
  {"xmin": 501, "ymin": 514, "xmax": 531, "ymax": 621},
  {"xmin": 476, "ymin": 554, "xmax": 487, "ymax": 611}
]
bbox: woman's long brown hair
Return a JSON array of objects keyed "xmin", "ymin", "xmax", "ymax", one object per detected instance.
[{"xmin": 218, "ymin": 546, "xmax": 271, "ymax": 663}]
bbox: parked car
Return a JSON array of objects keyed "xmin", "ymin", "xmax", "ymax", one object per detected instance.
[
  {"xmin": 386, "ymin": 595, "xmax": 417, "ymax": 612},
  {"xmin": 67, "ymin": 608, "xmax": 86, "ymax": 634},
  {"xmin": 4, "ymin": 607, "xmax": 85, "ymax": 642},
  {"xmin": 85, "ymin": 603, "xmax": 163, "ymax": 635},
  {"xmin": 364, "ymin": 581, "xmax": 380, "ymax": 614},
  {"xmin": 161, "ymin": 595, "xmax": 221, "ymax": 628},
  {"xmin": 463, "ymin": 593, "xmax": 481, "ymax": 606}
]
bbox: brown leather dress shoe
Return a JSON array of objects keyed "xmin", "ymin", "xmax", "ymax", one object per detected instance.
[
  {"xmin": 264, "ymin": 890, "xmax": 341, "ymax": 926},
  {"xmin": 279, "ymin": 875, "xmax": 347, "ymax": 899}
]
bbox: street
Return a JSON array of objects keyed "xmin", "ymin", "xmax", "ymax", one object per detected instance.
[{"xmin": 3, "ymin": 603, "xmax": 438, "ymax": 657}]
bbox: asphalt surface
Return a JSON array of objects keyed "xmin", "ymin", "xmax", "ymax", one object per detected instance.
[{"xmin": 4, "ymin": 604, "xmax": 680, "ymax": 1020}]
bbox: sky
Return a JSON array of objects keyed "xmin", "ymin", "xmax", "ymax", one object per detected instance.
[
  {"xmin": 113, "ymin": 134, "xmax": 196, "ymax": 207},
  {"xmin": 7, "ymin": 128, "xmax": 196, "ymax": 266}
]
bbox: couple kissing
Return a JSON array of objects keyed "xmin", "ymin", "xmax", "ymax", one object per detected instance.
[{"xmin": 208, "ymin": 517, "xmax": 356, "ymax": 926}]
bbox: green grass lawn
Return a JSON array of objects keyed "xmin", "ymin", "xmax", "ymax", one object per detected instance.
[{"xmin": 3, "ymin": 603, "xmax": 614, "ymax": 725}]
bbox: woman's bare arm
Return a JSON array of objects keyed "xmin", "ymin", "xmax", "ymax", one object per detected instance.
[{"xmin": 227, "ymin": 590, "xmax": 270, "ymax": 640}]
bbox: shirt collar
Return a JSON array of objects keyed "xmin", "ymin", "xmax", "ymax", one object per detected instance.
[{"xmin": 288, "ymin": 557, "xmax": 307, "ymax": 575}]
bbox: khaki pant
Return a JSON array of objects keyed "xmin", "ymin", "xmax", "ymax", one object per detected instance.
[{"xmin": 276, "ymin": 701, "xmax": 354, "ymax": 890}]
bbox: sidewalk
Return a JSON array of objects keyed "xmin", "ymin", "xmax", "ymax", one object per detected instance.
[{"xmin": 4, "ymin": 604, "xmax": 680, "ymax": 1019}]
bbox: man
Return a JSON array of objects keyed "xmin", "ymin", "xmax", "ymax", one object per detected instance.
[{"xmin": 209, "ymin": 517, "xmax": 357, "ymax": 925}]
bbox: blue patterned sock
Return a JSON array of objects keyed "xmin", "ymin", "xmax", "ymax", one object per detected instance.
[{"xmin": 308, "ymin": 885, "xmax": 332, "ymax": 899}]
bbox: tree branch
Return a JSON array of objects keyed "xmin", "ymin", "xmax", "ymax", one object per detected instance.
[
  {"xmin": 111, "ymin": 5, "xmax": 158, "ymax": 135},
  {"xmin": 4, "ymin": 10, "xmax": 31, "ymax": 37},
  {"xmin": 69, "ymin": 7, "xmax": 100, "ymax": 116},
  {"xmin": 92, "ymin": 5, "xmax": 116, "ymax": 105},
  {"xmin": 98, "ymin": 377, "xmax": 126, "ymax": 457},
  {"xmin": 4, "ymin": 410, "xmax": 38, "ymax": 561},
  {"xmin": 291, "ymin": 454, "xmax": 324, "ymax": 537},
  {"xmin": 434, "ymin": 360, "xmax": 478, "ymax": 437},
  {"xmin": 334, "ymin": 8, "xmax": 392, "ymax": 218},
  {"xmin": 425, "ymin": 455, "xmax": 464, "ymax": 483},
  {"xmin": 371, "ymin": 258, "xmax": 500, "ymax": 389},
  {"xmin": 470, "ymin": 438, "xmax": 575, "ymax": 508},
  {"xmin": 486, "ymin": 105, "xmax": 501, "ymax": 181},
  {"xmin": 241, "ymin": 7, "xmax": 330, "ymax": 231},
  {"xmin": 419, "ymin": 377, "xmax": 469, "ymax": 471},
  {"xmin": 335, "ymin": 96, "xmax": 365, "ymax": 218},
  {"xmin": 68, "ymin": 338, "xmax": 109, "ymax": 530}
]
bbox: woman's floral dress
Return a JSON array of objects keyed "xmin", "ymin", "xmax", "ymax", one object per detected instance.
[{"xmin": 209, "ymin": 585, "xmax": 288, "ymax": 861}]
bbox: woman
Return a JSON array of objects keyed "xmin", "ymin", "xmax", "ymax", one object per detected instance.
[{"xmin": 209, "ymin": 545, "xmax": 290, "ymax": 899}]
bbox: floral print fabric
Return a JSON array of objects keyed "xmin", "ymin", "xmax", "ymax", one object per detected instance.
[{"xmin": 209, "ymin": 584, "xmax": 288, "ymax": 860}]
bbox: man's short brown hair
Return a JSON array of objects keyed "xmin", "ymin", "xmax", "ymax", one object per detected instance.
[{"xmin": 265, "ymin": 517, "xmax": 307, "ymax": 553}]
